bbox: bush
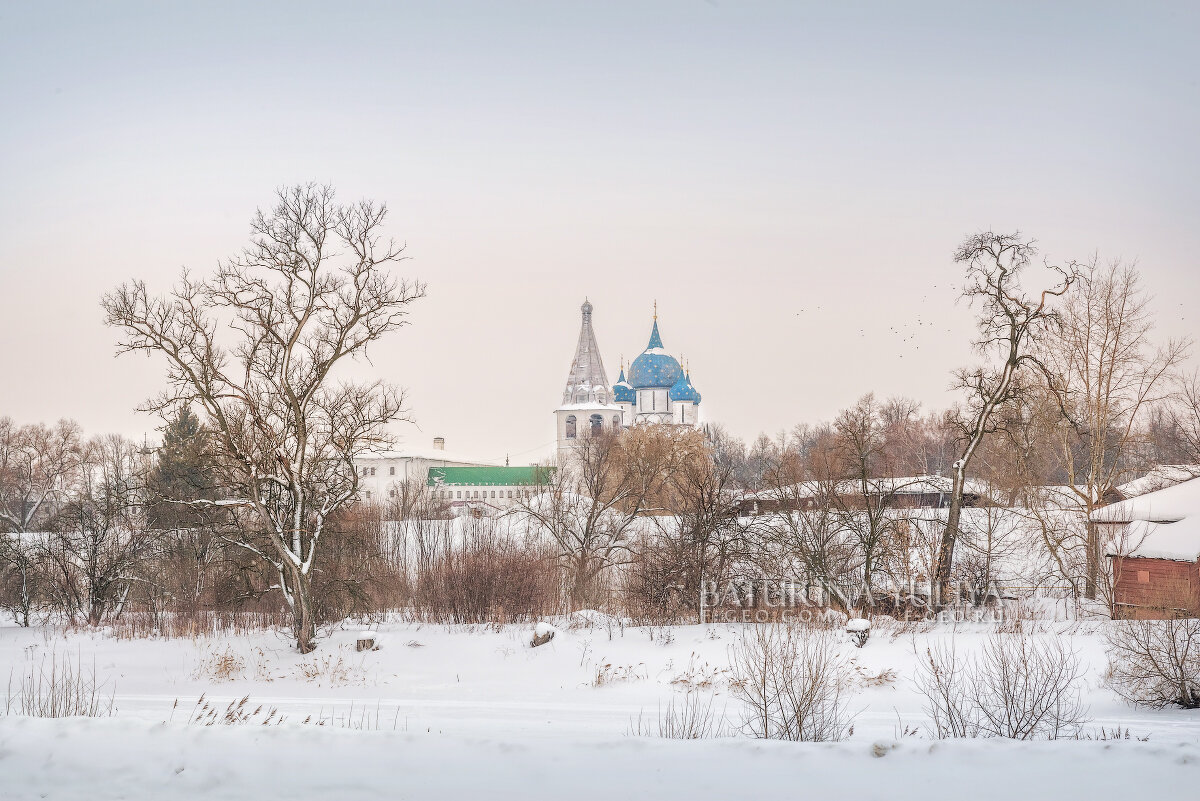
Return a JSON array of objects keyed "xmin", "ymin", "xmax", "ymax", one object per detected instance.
[
  {"xmin": 410, "ymin": 523, "xmax": 561, "ymax": 624},
  {"xmin": 629, "ymin": 692, "xmax": 730, "ymax": 739},
  {"xmin": 729, "ymin": 624, "xmax": 855, "ymax": 741},
  {"xmin": 1104, "ymin": 618, "xmax": 1200, "ymax": 709},
  {"xmin": 915, "ymin": 633, "xmax": 1089, "ymax": 739}
]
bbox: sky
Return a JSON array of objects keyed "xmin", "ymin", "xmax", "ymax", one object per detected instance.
[{"xmin": 1, "ymin": 1, "xmax": 1198, "ymax": 463}]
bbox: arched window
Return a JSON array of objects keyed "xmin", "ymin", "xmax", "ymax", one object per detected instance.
[
  {"xmin": 590, "ymin": 414, "xmax": 603, "ymax": 436},
  {"xmin": 612, "ymin": 415, "xmax": 620, "ymax": 430},
  {"xmin": 565, "ymin": 415, "xmax": 577, "ymax": 439}
]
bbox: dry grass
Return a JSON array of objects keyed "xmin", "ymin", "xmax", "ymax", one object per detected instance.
[
  {"xmin": 293, "ymin": 653, "xmax": 369, "ymax": 686},
  {"xmin": 4, "ymin": 649, "xmax": 114, "ymax": 718},
  {"xmin": 592, "ymin": 661, "xmax": 647, "ymax": 687},
  {"xmin": 106, "ymin": 611, "xmax": 291, "ymax": 641},
  {"xmin": 191, "ymin": 645, "xmax": 247, "ymax": 682},
  {"xmin": 629, "ymin": 691, "xmax": 731, "ymax": 739},
  {"xmin": 175, "ymin": 694, "xmax": 401, "ymax": 729},
  {"xmin": 184, "ymin": 694, "xmax": 283, "ymax": 726},
  {"xmin": 851, "ymin": 663, "xmax": 898, "ymax": 688},
  {"xmin": 667, "ymin": 653, "xmax": 730, "ymax": 691}
]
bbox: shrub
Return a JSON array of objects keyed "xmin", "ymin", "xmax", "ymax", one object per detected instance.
[
  {"xmin": 410, "ymin": 524, "xmax": 561, "ymax": 624},
  {"xmin": 915, "ymin": 633, "xmax": 1089, "ymax": 739},
  {"xmin": 1104, "ymin": 618, "xmax": 1200, "ymax": 709},
  {"xmin": 629, "ymin": 692, "xmax": 730, "ymax": 739},
  {"xmin": 729, "ymin": 624, "xmax": 855, "ymax": 741}
]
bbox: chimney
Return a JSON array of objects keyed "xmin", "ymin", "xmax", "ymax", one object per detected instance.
[{"xmin": 433, "ymin": 437, "xmax": 445, "ymax": 451}]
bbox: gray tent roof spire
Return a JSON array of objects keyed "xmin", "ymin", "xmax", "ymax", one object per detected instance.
[{"xmin": 562, "ymin": 299, "xmax": 611, "ymax": 405}]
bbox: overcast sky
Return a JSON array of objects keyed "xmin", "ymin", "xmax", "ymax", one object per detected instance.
[{"xmin": 1, "ymin": 1, "xmax": 1197, "ymax": 462}]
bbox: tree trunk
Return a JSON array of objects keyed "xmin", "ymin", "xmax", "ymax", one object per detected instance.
[
  {"xmin": 570, "ymin": 558, "xmax": 590, "ymax": 611},
  {"xmin": 934, "ymin": 468, "xmax": 967, "ymax": 610},
  {"xmin": 1084, "ymin": 521, "xmax": 1099, "ymax": 600},
  {"xmin": 18, "ymin": 554, "xmax": 32, "ymax": 627},
  {"xmin": 285, "ymin": 563, "xmax": 317, "ymax": 653}
]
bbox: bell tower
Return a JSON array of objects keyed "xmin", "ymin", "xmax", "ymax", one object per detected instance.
[{"xmin": 555, "ymin": 300, "xmax": 620, "ymax": 465}]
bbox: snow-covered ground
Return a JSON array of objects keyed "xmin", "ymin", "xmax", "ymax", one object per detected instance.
[{"xmin": 2, "ymin": 617, "xmax": 1198, "ymax": 798}]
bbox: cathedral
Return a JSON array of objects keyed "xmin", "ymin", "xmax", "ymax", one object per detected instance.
[{"xmin": 556, "ymin": 300, "xmax": 702, "ymax": 463}]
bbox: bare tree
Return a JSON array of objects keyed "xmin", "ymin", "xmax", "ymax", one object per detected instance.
[
  {"xmin": 41, "ymin": 436, "xmax": 160, "ymax": 626},
  {"xmin": 1039, "ymin": 260, "xmax": 1189, "ymax": 597},
  {"xmin": 756, "ymin": 474, "xmax": 857, "ymax": 612},
  {"xmin": 955, "ymin": 505, "xmax": 1026, "ymax": 601},
  {"xmin": 1168, "ymin": 369, "xmax": 1200, "ymax": 465},
  {"xmin": 102, "ymin": 184, "xmax": 424, "ymax": 651},
  {"xmin": 653, "ymin": 429, "xmax": 753, "ymax": 621},
  {"xmin": 831, "ymin": 393, "xmax": 915, "ymax": 607},
  {"xmin": 0, "ymin": 418, "xmax": 85, "ymax": 625},
  {"xmin": 935, "ymin": 232, "xmax": 1078, "ymax": 606},
  {"xmin": 521, "ymin": 428, "xmax": 686, "ymax": 609}
]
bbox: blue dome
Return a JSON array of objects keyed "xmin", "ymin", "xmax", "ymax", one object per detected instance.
[
  {"xmin": 612, "ymin": 368, "xmax": 636, "ymax": 403},
  {"xmin": 628, "ymin": 320, "xmax": 683, "ymax": 389},
  {"xmin": 669, "ymin": 372, "xmax": 701, "ymax": 404}
]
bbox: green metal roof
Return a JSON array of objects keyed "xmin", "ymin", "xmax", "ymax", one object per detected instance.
[{"xmin": 427, "ymin": 466, "xmax": 555, "ymax": 487}]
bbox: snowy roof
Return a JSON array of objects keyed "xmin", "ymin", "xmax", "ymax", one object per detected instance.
[
  {"xmin": 740, "ymin": 475, "xmax": 990, "ymax": 503},
  {"xmin": 1108, "ymin": 518, "xmax": 1200, "ymax": 563},
  {"xmin": 1116, "ymin": 465, "xmax": 1200, "ymax": 498},
  {"xmin": 358, "ymin": 447, "xmax": 499, "ymax": 466},
  {"xmin": 1091, "ymin": 477, "xmax": 1200, "ymax": 524}
]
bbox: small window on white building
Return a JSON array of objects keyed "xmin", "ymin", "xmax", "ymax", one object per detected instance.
[{"xmin": 389, "ymin": 466, "xmax": 395, "ymax": 476}]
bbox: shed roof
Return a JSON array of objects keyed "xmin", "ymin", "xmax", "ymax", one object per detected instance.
[
  {"xmin": 1091, "ymin": 477, "xmax": 1200, "ymax": 524},
  {"xmin": 1107, "ymin": 518, "xmax": 1200, "ymax": 563}
]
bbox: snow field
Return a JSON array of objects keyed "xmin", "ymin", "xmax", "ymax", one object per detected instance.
[{"xmin": 1, "ymin": 617, "xmax": 1198, "ymax": 799}]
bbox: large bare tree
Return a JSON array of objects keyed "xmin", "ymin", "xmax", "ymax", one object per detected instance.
[
  {"xmin": 934, "ymin": 232, "xmax": 1078, "ymax": 606},
  {"xmin": 102, "ymin": 184, "xmax": 424, "ymax": 651},
  {"xmin": 1038, "ymin": 260, "xmax": 1189, "ymax": 597}
]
